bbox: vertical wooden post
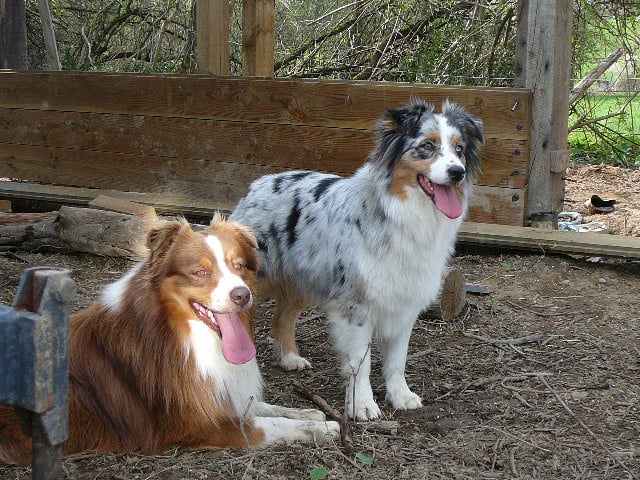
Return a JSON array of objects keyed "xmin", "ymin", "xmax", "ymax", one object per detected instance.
[
  {"xmin": 242, "ymin": 0, "xmax": 275, "ymax": 76},
  {"xmin": 196, "ymin": 0, "xmax": 230, "ymax": 75},
  {"xmin": 0, "ymin": 0, "xmax": 27, "ymax": 69},
  {"xmin": 37, "ymin": 0, "xmax": 61, "ymax": 70},
  {"xmin": 515, "ymin": 0, "xmax": 573, "ymax": 223}
]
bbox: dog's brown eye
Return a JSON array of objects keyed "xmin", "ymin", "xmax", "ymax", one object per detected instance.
[
  {"xmin": 415, "ymin": 142, "xmax": 435, "ymax": 159},
  {"xmin": 193, "ymin": 268, "xmax": 210, "ymax": 277},
  {"xmin": 231, "ymin": 260, "xmax": 245, "ymax": 271}
]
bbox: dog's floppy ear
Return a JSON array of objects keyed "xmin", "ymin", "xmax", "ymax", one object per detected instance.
[
  {"xmin": 146, "ymin": 219, "xmax": 190, "ymax": 266},
  {"xmin": 442, "ymin": 101, "xmax": 484, "ymax": 145},
  {"xmin": 233, "ymin": 222, "xmax": 260, "ymax": 273},
  {"xmin": 380, "ymin": 99, "xmax": 435, "ymax": 137},
  {"xmin": 211, "ymin": 216, "xmax": 260, "ymax": 274},
  {"xmin": 147, "ymin": 220, "xmax": 183, "ymax": 252},
  {"xmin": 373, "ymin": 99, "xmax": 435, "ymax": 171}
]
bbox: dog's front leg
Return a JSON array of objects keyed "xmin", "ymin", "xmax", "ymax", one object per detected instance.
[
  {"xmin": 380, "ymin": 325, "xmax": 423, "ymax": 411},
  {"xmin": 252, "ymin": 401, "xmax": 327, "ymax": 421},
  {"xmin": 329, "ymin": 314, "xmax": 380, "ymax": 421}
]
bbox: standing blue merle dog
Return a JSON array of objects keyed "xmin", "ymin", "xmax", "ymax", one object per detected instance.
[{"xmin": 230, "ymin": 99, "xmax": 483, "ymax": 420}]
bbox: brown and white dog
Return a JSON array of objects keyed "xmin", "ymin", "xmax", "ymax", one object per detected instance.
[{"xmin": 0, "ymin": 217, "xmax": 339, "ymax": 466}]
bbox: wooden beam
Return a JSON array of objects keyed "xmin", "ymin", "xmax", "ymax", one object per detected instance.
[
  {"xmin": 0, "ymin": 0, "xmax": 27, "ymax": 69},
  {"xmin": 458, "ymin": 222, "xmax": 640, "ymax": 259},
  {"xmin": 196, "ymin": 0, "xmax": 229, "ymax": 75},
  {"xmin": 242, "ymin": 0, "xmax": 275, "ymax": 76},
  {"xmin": 515, "ymin": 0, "xmax": 573, "ymax": 220},
  {"xmin": 36, "ymin": 0, "xmax": 61, "ymax": 70},
  {"xmin": 569, "ymin": 47, "xmax": 626, "ymax": 105}
]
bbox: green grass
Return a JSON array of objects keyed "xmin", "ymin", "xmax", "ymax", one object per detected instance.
[{"xmin": 569, "ymin": 93, "xmax": 640, "ymax": 168}]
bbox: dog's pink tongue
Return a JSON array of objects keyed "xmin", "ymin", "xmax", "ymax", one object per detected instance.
[
  {"xmin": 212, "ymin": 312, "xmax": 256, "ymax": 365},
  {"xmin": 432, "ymin": 184, "xmax": 463, "ymax": 219}
]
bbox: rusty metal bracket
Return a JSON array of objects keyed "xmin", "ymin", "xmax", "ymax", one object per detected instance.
[{"xmin": 0, "ymin": 267, "xmax": 75, "ymax": 479}]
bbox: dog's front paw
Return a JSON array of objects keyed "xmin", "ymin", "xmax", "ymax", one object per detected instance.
[
  {"xmin": 252, "ymin": 402, "xmax": 326, "ymax": 421},
  {"xmin": 386, "ymin": 389, "xmax": 423, "ymax": 411},
  {"xmin": 279, "ymin": 352, "xmax": 312, "ymax": 371},
  {"xmin": 346, "ymin": 397, "xmax": 381, "ymax": 421},
  {"xmin": 323, "ymin": 420, "xmax": 341, "ymax": 441},
  {"xmin": 256, "ymin": 417, "xmax": 340, "ymax": 445},
  {"xmin": 278, "ymin": 407, "xmax": 327, "ymax": 422}
]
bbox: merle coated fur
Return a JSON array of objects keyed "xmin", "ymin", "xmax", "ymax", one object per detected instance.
[{"xmin": 230, "ymin": 99, "xmax": 484, "ymax": 421}]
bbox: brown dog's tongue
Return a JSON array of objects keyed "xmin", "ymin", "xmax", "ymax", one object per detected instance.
[
  {"xmin": 432, "ymin": 184, "xmax": 463, "ymax": 219},
  {"xmin": 212, "ymin": 312, "xmax": 256, "ymax": 364}
]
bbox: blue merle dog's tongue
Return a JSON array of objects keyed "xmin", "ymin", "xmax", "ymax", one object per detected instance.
[{"xmin": 432, "ymin": 183, "xmax": 463, "ymax": 219}]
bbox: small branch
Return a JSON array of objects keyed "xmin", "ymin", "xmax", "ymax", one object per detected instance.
[
  {"xmin": 434, "ymin": 372, "xmax": 552, "ymax": 400},
  {"xmin": 292, "ymin": 380, "xmax": 354, "ymax": 455},
  {"xmin": 569, "ymin": 47, "xmax": 626, "ymax": 105},
  {"xmin": 463, "ymin": 332, "xmax": 546, "ymax": 347},
  {"xmin": 537, "ymin": 375, "xmax": 636, "ymax": 479}
]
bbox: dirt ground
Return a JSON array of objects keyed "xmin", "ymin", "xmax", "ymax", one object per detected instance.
[{"xmin": 0, "ymin": 164, "xmax": 638, "ymax": 479}]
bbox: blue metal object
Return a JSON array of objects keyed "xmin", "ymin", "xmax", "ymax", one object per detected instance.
[{"xmin": 0, "ymin": 266, "xmax": 75, "ymax": 478}]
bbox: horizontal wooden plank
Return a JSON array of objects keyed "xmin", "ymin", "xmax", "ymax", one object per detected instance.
[
  {"xmin": 0, "ymin": 108, "xmax": 528, "ymax": 188},
  {"xmin": 466, "ymin": 186, "xmax": 525, "ymax": 226},
  {"xmin": 458, "ymin": 222, "xmax": 640, "ymax": 259},
  {"xmin": 0, "ymin": 181, "xmax": 524, "ymax": 226},
  {"xmin": 0, "ymin": 182, "xmax": 234, "ymax": 216},
  {"xmin": 0, "ymin": 71, "xmax": 532, "ymax": 139},
  {"xmin": 5, "ymin": 183, "xmax": 635, "ymax": 259}
]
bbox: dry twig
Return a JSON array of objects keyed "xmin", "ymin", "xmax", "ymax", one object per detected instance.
[
  {"xmin": 537, "ymin": 374, "xmax": 637, "ymax": 480},
  {"xmin": 292, "ymin": 380, "xmax": 354, "ymax": 455}
]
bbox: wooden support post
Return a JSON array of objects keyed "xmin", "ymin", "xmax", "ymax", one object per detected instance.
[
  {"xmin": 196, "ymin": 0, "xmax": 230, "ymax": 75},
  {"xmin": 36, "ymin": 0, "xmax": 61, "ymax": 70},
  {"xmin": 0, "ymin": 0, "xmax": 27, "ymax": 69},
  {"xmin": 515, "ymin": 0, "xmax": 573, "ymax": 223},
  {"xmin": 242, "ymin": 0, "xmax": 275, "ymax": 76}
]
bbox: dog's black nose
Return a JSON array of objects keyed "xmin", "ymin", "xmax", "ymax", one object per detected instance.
[
  {"xmin": 448, "ymin": 165, "xmax": 465, "ymax": 184},
  {"xmin": 230, "ymin": 286, "xmax": 251, "ymax": 307}
]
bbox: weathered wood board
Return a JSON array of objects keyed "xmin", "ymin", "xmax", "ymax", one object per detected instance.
[{"xmin": 0, "ymin": 71, "xmax": 532, "ymax": 226}]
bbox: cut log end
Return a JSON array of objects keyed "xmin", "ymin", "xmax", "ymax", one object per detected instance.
[{"xmin": 420, "ymin": 268, "xmax": 467, "ymax": 321}]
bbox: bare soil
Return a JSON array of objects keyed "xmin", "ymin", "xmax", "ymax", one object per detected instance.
[{"xmin": 1, "ymin": 164, "xmax": 639, "ymax": 479}]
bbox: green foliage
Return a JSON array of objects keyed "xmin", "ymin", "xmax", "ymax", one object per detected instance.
[
  {"xmin": 23, "ymin": 0, "xmax": 639, "ymax": 167},
  {"xmin": 309, "ymin": 466, "xmax": 329, "ymax": 480},
  {"xmin": 569, "ymin": 94, "xmax": 640, "ymax": 168},
  {"xmin": 569, "ymin": 1, "xmax": 639, "ymax": 167},
  {"xmin": 355, "ymin": 451, "xmax": 375, "ymax": 466}
]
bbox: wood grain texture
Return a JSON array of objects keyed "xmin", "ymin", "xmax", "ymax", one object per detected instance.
[
  {"xmin": 514, "ymin": 0, "xmax": 572, "ymax": 215},
  {"xmin": 242, "ymin": 0, "xmax": 275, "ymax": 76},
  {"xmin": 0, "ymin": 205, "xmax": 152, "ymax": 258},
  {"xmin": 0, "ymin": 181, "xmax": 524, "ymax": 226},
  {"xmin": 0, "ymin": 72, "xmax": 531, "ymax": 137},
  {"xmin": 0, "ymin": 108, "xmax": 528, "ymax": 188},
  {"xmin": 0, "ymin": 71, "xmax": 532, "ymax": 226},
  {"xmin": 458, "ymin": 222, "xmax": 640, "ymax": 259},
  {"xmin": 196, "ymin": 0, "xmax": 230, "ymax": 75}
]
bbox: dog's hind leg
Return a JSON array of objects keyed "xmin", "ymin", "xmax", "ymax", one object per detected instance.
[
  {"xmin": 380, "ymin": 325, "xmax": 423, "ymax": 411},
  {"xmin": 272, "ymin": 288, "xmax": 312, "ymax": 371}
]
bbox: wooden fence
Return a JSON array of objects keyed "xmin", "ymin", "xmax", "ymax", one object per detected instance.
[{"xmin": 0, "ymin": 71, "xmax": 531, "ymax": 226}]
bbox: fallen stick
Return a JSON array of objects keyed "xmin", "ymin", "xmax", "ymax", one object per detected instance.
[
  {"xmin": 292, "ymin": 380, "xmax": 354, "ymax": 454},
  {"xmin": 463, "ymin": 332, "xmax": 545, "ymax": 347},
  {"xmin": 537, "ymin": 374, "xmax": 636, "ymax": 480}
]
